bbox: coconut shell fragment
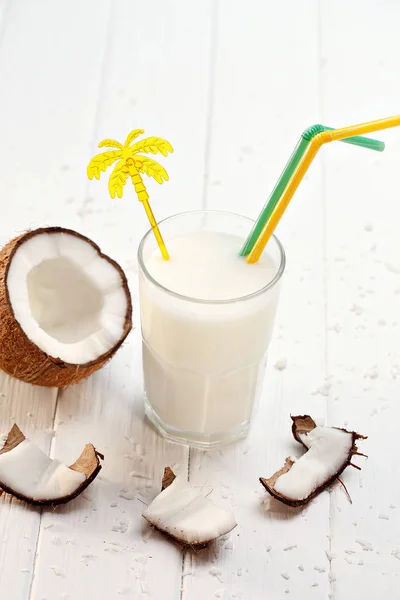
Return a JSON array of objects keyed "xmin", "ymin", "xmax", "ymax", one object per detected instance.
[
  {"xmin": 161, "ymin": 466, "xmax": 176, "ymax": 491},
  {"xmin": 260, "ymin": 415, "xmax": 367, "ymax": 508},
  {"xmin": 291, "ymin": 414, "xmax": 317, "ymax": 447},
  {"xmin": 143, "ymin": 467, "xmax": 237, "ymax": 548},
  {"xmin": 0, "ymin": 227, "xmax": 132, "ymax": 387},
  {"xmin": 0, "ymin": 424, "xmax": 103, "ymax": 505}
]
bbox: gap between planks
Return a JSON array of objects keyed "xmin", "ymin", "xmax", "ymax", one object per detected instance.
[
  {"xmin": 82, "ymin": 0, "xmax": 114, "ymax": 220},
  {"xmin": 317, "ymin": 0, "xmax": 335, "ymax": 595},
  {"xmin": 0, "ymin": 0, "xmax": 12, "ymax": 52},
  {"xmin": 181, "ymin": 2, "xmax": 219, "ymax": 597},
  {"xmin": 27, "ymin": 3, "xmax": 113, "ymax": 596},
  {"xmin": 27, "ymin": 386, "xmax": 62, "ymax": 600},
  {"xmin": 201, "ymin": 0, "xmax": 219, "ymax": 213}
]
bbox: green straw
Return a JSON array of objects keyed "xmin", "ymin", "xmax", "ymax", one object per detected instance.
[{"xmin": 240, "ymin": 124, "xmax": 385, "ymax": 256}]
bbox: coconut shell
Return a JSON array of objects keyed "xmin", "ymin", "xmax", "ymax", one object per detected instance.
[
  {"xmin": 161, "ymin": 466, "xmax": 177, "ymax": 490},
  {"xmin": 291, "ymin": 414, "xmax": 317, "ymax": 448},
  {"xmin": 0, "ymin": 227, "xmax": 132, "ymax": 387},
  {"xmin": 260, "ymin": 415, "xmax": 367, "ymax": 508},
  {"xmin": 0, "ymin": 424, "xmax": 103, "ymax": 506}
]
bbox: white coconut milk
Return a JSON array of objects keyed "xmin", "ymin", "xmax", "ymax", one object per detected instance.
[{"xmin": 139, "ymin": 230, "xmax": 282, "ymax": 444}]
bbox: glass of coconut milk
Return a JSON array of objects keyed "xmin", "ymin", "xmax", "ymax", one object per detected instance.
[{"xmin": 138, "ymin": 211, "xmax": 285, "ymax": 449}]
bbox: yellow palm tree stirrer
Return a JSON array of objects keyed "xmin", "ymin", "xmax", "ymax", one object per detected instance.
[{"xmin": 87, "ymin": 129, "xmax": 173, "ymax": 260}]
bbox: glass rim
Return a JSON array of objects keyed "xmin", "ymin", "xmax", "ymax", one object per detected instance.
[{"xmin": 137, "ymin": 210, "xmax": 286, "ymax": 305}]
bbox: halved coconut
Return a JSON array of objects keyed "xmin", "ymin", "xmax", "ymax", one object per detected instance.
[
  {"xmin": 143, "ymin": 467, "xmax": 237, "ymax": 547},
  {"xmin": 0, "ymin": 424, "xmax": 103, "ymax": 505},
  {"xmin": 0, "ymin": 227, "xmax": 132, "ymax": 386},
  {"xmin": 260, "ymin": 415, "xmax": 366, "ymax": 507}
]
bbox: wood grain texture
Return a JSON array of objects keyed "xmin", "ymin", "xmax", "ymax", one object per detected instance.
[
  {"xmin": 0, "ymin": 0, "xmax": 113, "ymax": 245},
  {"xmin": 0, "ymin": 376, "xmax": 57, "ymax": 600},
  {"xmin": 29, "ymin": 343, "xmax": 189, "ymax": 599},
  {"xmin": 27, "ymin": 1, "xmax": 214, "ymax": 599},
  {"xmin": 0, "ymin": 0, "xmax": 112, "ymax": 598},
  {"xmin": 0, "ymin": 0, "xmax": 11, "ymax": 47},
  {"xmin": 184, "ymin": 2, "xmax": 332, "ymax": 598},
  {"xmin": 321, "ymin": 2, "xmax": 400, "ymax": 598}
]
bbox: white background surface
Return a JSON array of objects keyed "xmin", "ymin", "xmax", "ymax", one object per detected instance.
[{"xmin": 0, "ymin": 1, "xmax": 399, "ymax": 598}]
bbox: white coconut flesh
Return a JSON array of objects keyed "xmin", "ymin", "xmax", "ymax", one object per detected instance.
[
  {"xmin": 273, "ymin": 427, "xmax": 354, "ymax": 501},
  {"xmin": 143, "ymin": 476, "xmax": 237, "ymax": 545},
  {"xmin": 7, "ymin": 231, "xmax": 128, "ymax": 364},
  {"xmin": 0, "ymin": 437, "xmax": 85, "ymax": 501}
]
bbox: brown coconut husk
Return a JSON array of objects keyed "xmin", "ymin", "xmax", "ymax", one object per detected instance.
[
  {"xmin": 291, "ymin": 414, "xmax": 317, "ymax": 448},
  {"xmin": 0, "ymin": 227, "xmax": 132, "ymax": 387},
  {"xmin": 0, "ymin": 424, "xmax": 103, "ymax": 506},
  {"xmin": 260, "ymin": 415, "xmax": 367, "ymax": 508},
  {"xmin": 161, "ymin": 466, "xmax": 177, "ymax": 490}
]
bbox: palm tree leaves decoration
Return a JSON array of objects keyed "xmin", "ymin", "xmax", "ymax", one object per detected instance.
[{"xmin": 87, "ymin": 129, "xmax": 173, "ymax": 259}]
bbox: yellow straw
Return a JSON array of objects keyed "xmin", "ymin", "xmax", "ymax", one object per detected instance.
[{"xmin": 247, "ymin": 115, "xmax": 400, "ymax": 264}]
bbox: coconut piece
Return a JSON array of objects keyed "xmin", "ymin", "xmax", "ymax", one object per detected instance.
[
  {"xmin": 143, "ymin": 467, "xmax": 237, "ymax": 547},
  {"xmin": 0, "ymin": 227, "xmax": 132, "ymax": 387},
  {"xmin": 0, "ymin": 424, "xmax": 103, "ymax": 505},
  {"xmin": 260, "ymin": 415, "xmax": 366, "ymax": 507}
]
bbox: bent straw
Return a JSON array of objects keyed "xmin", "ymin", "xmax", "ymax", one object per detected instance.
[
  {"xmin": 240, "ymin": 125, "xmax": 384, "ymax": 256},
  {"xmin": 247, "ymin": 115, "xmax": 400, "ymax": 264}
]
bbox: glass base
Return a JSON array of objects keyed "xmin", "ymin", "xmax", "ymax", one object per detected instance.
[{"xmin": 144, "ymin": 398, "xmax": 250, "ymax": 450}]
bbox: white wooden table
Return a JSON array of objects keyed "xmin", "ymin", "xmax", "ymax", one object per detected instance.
[{"xmin": 0, "ymin": 1, "xmax": 399, "ymax": 598}]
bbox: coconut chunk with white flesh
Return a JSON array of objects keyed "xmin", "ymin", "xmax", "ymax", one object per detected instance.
[
  {"xmin": 143, "ymin": 468, "xmax": 237, "ymax": 546},
  {"xmin": 0, "ymin": 424, "xmax": 103, "ymax": 505},
  {"xmin": 274, "ymin": 427, "xmax": 355, "ymax": 500},
  {"xmin": 260, "ymin": 416, "xmax": 366, "ymax": 507},
  {"xmin": 0, "ymin": 227, "xmax": 132, "ymax": 386}
]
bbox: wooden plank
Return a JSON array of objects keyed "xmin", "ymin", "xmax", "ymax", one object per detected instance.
[
  {"xmin": 183, "ymin": 1, "xmax": 332, "ymax": 598},
  {"xmin": 0, "ymin": 376, "xmax": 56, "ymax": 600},
  {"xmin": 0, "ymin": 0, "xmax": 112, "ymax": 245},
  {"xmin": 0, "ymin": 1, "xmax": 113, "ymax": 598},
  {"xmin": 30, "ymin": 1, "xmax": 214, "ymax": 598},
  {"xmin": 0, "ymin": 0, "xmax": 11, "ymax": 43},
  {"xmin": 321, "ymin": 1, "xmax": 400, "ymax": 598}
]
